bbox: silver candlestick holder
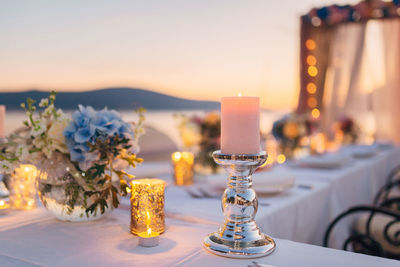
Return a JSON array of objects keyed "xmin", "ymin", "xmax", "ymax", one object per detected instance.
[{"xmin": 203, "ymin": 150, "xmax": 275, "ymax": 258}]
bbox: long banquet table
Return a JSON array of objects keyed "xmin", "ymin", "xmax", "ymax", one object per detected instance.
[
  {"xmin": 0, "ymin": 147, "xmax": 399, "ymax": 266},
  {"xmin": 164, "ymin": 146, "xmax": 400, "ymax": 248},
  {"xmin": 0, "ymin": 207, "xmax": 398, "ymax": 267}
]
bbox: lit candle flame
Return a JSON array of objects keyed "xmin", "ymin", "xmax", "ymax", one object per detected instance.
[
  {"xmin": 0, "ymin": 200, "xmax": 4, "ymax": 207},
  {"xmin": 147, "ymin": 227, "xmax": 152, "ymax": 236},
  {"xmin": 146, "ymin": 211, "xmax": 151, "ymax": 230},
  {"xmin": 238, "ymin": 92, "xmax": 242, "ymax": 97}
]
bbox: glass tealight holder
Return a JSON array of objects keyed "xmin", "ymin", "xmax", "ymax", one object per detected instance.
[
  {"xmin": 9, "ymin": 164, "xmax": 38, "ymax": 210},
  {"xmin": 171, "ymin": 152, "xmax": 194, "ymax": 186},
  {"xmin": 130, "ymin": 178, "xmax": 166, "ymax": 236},
  {"xmin": 0, "ymin": 198, "xmax": 11, "ymax": 215}
]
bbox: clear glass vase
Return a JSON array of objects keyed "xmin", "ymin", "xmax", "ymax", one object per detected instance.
[{"xmin": 37, "ymin": 152, "xmax": 117, "ymax": 222}]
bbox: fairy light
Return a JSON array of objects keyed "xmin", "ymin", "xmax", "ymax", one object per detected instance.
[
  {"xmin": 305, "ymin": 39, "xmax": 316, "ymax": 50},
  {"xmin": 307, "ymin": 83, "xmax": 317, "ymax": 94},
  {"xmin": 311, "ymin": 108, "xmax": 320, "ymax": 119},
  {"xmin": 308, "ymin": 66, "xmax": 318, "ymax": 77},
  {"xmin": 306, "ymin": 55, "xmax": 317, "ymax": 66},
  {"xmin": 307, "ymin": 97, "xmax": 317, "ymax": 108}
]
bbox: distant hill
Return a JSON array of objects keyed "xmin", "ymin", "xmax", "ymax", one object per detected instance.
[{"xmin": 0, "ymin": 88, "xmax": 220, "ymax": 111}]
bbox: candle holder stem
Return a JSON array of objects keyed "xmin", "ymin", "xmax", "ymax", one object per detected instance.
[{"xmin": 203, "ymin": 150, "xmax": 275, "ymax": 258}]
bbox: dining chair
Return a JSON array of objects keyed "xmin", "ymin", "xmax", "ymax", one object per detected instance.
[{"xmin": 323, "ymin": 205, "xmax": 400, "ymax": 259}]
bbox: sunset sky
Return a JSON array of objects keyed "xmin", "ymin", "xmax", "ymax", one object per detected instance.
[{"xmin": 0, "ymin": 0, "xmax": 358, "ymax": 110}]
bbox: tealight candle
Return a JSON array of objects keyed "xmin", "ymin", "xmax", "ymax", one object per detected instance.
[
  {"xmin": 171, "ymin": 152, "xmax": 194, "ymax": 186},
  {"xmin": 130, "ymin": 179, "xmax": 166, "ymax": 236},
  {"xmin": 138, "ymin": 227, "xmax": 160, "ymax": 247},
  {"xmin": 221, "ymin": 95, "xmax": 260, "ymax": 154},
  {"xmin": 0, "ymin": 105, "xmax": 5, "ymax": 139},
  {"xmin": 9, "ymin": 164, "xmax": 38, "ymax": 210}
]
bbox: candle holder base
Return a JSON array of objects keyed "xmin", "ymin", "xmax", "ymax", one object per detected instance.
[
  {"xmin": 202, "ymin": 151, "xmax": 276, "ymax": 259},
  {"xmin": 203, "ymin": 226, "xmax": 275, "ymax": 259}
]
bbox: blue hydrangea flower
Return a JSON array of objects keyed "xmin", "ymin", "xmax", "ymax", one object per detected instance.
[
  {"xmin": 92, "ymin": 108, "xmax": 122, "ymax": 136},
  {"xmin": 63, "ymin": 105, "xmax": 135, "ymax": 171}
]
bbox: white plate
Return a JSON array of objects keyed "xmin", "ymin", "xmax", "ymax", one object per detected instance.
[
  {"xmin": 295, "ymin": 154, "xmax": 349, "ymax": 169},
  {"xmin": 342, "ymin": 145, "xmax": 378, "ymax": 158},
  {"xmin": 207, "ymin": 170, "xmax": 295, "ymax": 195}
]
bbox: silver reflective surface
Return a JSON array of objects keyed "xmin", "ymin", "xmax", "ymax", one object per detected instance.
[{"xmin": 203, "ymin": 151, "xmax": 276, "ymax": 258}]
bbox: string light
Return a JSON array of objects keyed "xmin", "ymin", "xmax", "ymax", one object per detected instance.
[
  {"xmin": 306, "ymin": 83, "xmax": 317, "ymax": 94},
  {"xmin": 311, "ymin": 108, "xmax": 320, "ymax": 119},
  {"xmin": 306, "ymin": 55, "xmax": 317, "ymax": 66},
  {"xmin": 305, "ymin": 39, "xmax": 316, "ymax": 50},
  {"xmin": 308, "ymin": 66, "xmax": 318, "ymax": 77},
  {"xmin": 307, "ymin": 97, "xmax": 317, "ymax": 108}
]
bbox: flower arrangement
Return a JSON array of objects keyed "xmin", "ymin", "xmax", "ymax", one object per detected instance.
[
  {"xmin": 334, "ymin": 116, "xmax": 359, "ymax": 145},
  {"xmin": 303, "ymin": 0, "xmax": 400, "ymax": 27},
  {"xmin": 177, "ymin": 112, "xmax": 220, "ymax": 173},
  {"xmin": 0, "ymin": 92, "xmax": 145, "ymax": 220},
  {"xmin": 272, "ymin": 113, "xmax": 316, "ymax": 158}
]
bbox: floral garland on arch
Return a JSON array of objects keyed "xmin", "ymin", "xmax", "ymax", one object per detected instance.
[
  {"xmin": 0, "ymin": 92, "xmax": 145, "ymax": 219},
  {"xmin": 304, "ymin": 0, "xmax": 400, "ymax": 27}
]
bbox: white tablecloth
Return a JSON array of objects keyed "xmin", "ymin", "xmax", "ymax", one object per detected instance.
[
  {"xmin": 0, "ymin": 208, "xmax": 398, "ymax": 267},
  {"xmin": 1, "ymin": 147, "xmax": 399, "ymax": 266},
  {"xmin": 159, "ymin": 147, "xmax": 400, "ymax": 247}
]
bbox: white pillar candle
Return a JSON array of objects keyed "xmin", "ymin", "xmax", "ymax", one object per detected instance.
[
  {"xmin": 221, "ymin": 96, "xmax": 260, "ymax": 154},
  {"xmin": 0, "ymin": 105, "xmax": 5, "ymax": 138}
]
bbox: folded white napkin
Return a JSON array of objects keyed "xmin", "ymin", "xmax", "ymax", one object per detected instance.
[
  {"xmin": 341, "ymin": 145, "xmax": 378, "ymax": 158},
  {"xmin": 295, "ymin": 153, "xmax": 350, "ymax": 169}
]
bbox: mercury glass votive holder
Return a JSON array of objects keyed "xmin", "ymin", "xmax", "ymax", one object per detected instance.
[
  {"xmin": 130, "ymin": 178, "xmax": 166, "ymax": 236},
  {"xmin": 171, "ymin": 152, "xmax": 194, "ymax": 186},
  {"xmin": 9, "ymin": 164, "xmax": 38, "ymax": 210}
]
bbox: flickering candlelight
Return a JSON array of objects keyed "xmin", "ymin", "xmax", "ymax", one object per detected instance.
[
  {"xmin": 0, "ymin": 199, "xmax": 11, "ymax": 215},
  {"xmin": 130, "ymin": 179, "xmax": 166, "ymax": 237},
  {"xmin": 9, "ymin": 164, "xmax": 37, "ymax": 210},
  {"xmin": 171, "ymin": 152, "xmax": 194, "ymax": 186},
  {"xmin": 138, "ymin": 227, "xmax": 160, "ymax": 247}
]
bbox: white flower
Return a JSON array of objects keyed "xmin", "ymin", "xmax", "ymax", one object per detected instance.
[
  {"xmin": 32, "ymin": 137, "xmax": 46, "ymax": 150},
  {"xmin": 0, "ymin": 160, "xmax": 13, "ymax": 174},
  {"xmin": 39, "ymin": 98, "xmax": 49, "ymax": 107},
  {"xmin": 31, "ymin": 118, "xmax": 48, "ymax": 137},
  {"xmin": 44, "ymin": 104, "xmax": 55, "ymax": 116},
  {"xmin": 15, "ymin": 144, "xmax": 30, "ymax": 162},
  {"xmin": 48, "ymin": 118, "xmax": 69, "ymax": 153}
]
